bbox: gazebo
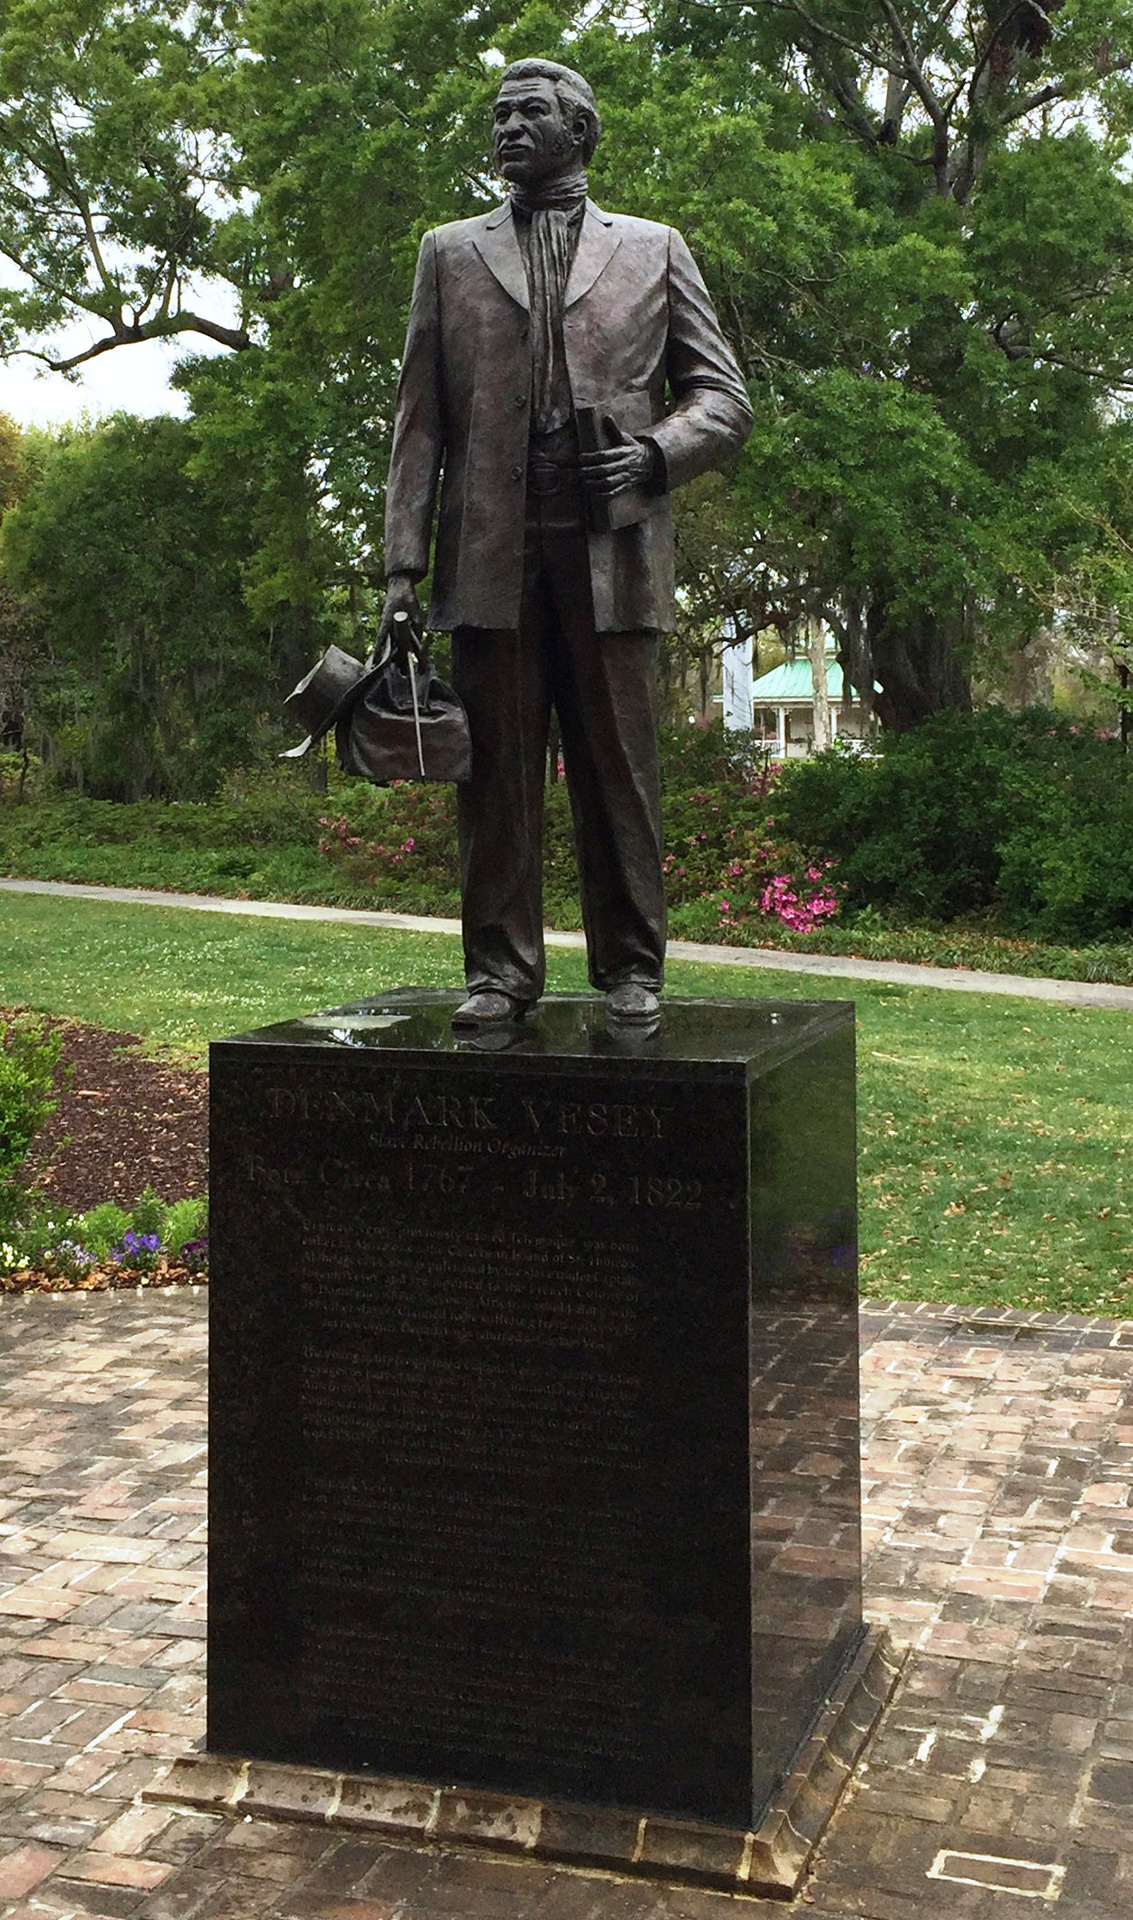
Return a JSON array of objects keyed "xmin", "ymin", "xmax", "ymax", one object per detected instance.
[{"xmin": 747, "ymin": 656, "xmax": 875, "ymax": 757}]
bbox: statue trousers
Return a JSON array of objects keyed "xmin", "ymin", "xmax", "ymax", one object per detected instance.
[{"xmin": 451, "ymin": 464, "xmax": 666, "ymax": 1002}]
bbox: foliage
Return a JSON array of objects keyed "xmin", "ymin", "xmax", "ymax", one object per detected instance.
[
  {"xmin": 316, "ymin": 788, "xmax": 461, "ymax": 914},
  {"xmin": 0, "ymin": 1012, "xmax": 64, "ymax": 1228},
  {"xmin": 162, "ymin": 1195, "xmax": 208, "ymax": 1256},
  {"xmin": 0, "ymin": 582, "xmax": 43, "ymax": 760},
  {"xmin": 0, "ymin": 415, "xmax": 289, "ymax": 799},
  {"xmin": 657, "ymin": 780, "xmax": 839, "ymax": 938},
  {"xmin": 657, "ymin": 0, "xmax": 1133, "ymax": 723},
  {"xmin": 8, "ymin": 726, "xmax": 1133, "ymax": 964},
  {"xmin": 129, "ymin": 1185, "xmax": 166, "ymax": 1238},
  {"xmin": 4, "ymin": 2, "xmax": 1133, "ymax": 729},
  {"xmin": 0, "ymin": 0, "xmax": 250, "ymax": 369},
  {"xmin": 77, "ymin": 1202, "xmax": 130, "ymax": 1261},
  {"xmin": 773, "ymin": 707, "xmax": 1133, "ymax": 940},
  {"xmin": 0, "ymin": 1187, "xmax": 210, "ymax": 1287}
]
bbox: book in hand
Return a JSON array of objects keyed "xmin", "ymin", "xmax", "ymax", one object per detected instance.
[{"xmin": 575, "ymin": 403, "xmax": 668, "ymax": 535}]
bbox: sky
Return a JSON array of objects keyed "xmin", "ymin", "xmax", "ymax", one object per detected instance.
[
  {"xmin": 0, "ymin": 268, "xmax": 238, "ymax": 429},
  {"xmin": 1, "ymin": 335, "xmax": 191, "ymax": 428}
]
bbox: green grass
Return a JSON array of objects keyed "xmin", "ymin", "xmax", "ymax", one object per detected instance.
[
  {"xmin": 4, "ymin": 785, "xmax": 1133, "ymax": 983},
  {"xmin": 2, "ymin": 888, "xmax": 1129, "ymax": 1317}
]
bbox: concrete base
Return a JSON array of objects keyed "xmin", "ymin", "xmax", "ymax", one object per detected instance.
[{"xmin": 149, "ymin": 1628, "xmax": 902, "ymax": 1899}]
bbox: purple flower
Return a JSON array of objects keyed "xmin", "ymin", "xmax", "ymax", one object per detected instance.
[{"xmin": 111, "ymin": 1231, "xmax": 162, "ymax": 1264}]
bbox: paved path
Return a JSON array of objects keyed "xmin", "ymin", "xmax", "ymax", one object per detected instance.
[
  {"xmin": 4, "ymin": 876, "xmax": 1133, "ymax": 1011},
  {"xmin": 1, "ymin": 1290, "xmax": 1131, "ymax": 1918}
]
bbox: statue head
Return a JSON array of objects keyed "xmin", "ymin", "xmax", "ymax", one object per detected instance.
[{"xmin": 492, "ymin": 58, "xmax": 601, "ymax": 189}]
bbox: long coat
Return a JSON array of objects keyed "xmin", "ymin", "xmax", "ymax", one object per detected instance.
[{"xmin": 384, "ymin": 200, "xmax": 753, "ymax": 635}]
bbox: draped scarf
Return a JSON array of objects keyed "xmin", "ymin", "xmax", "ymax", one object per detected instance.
[{"xmin": 510, "ymin": 170, "xmax": 588, "ymax": 434}]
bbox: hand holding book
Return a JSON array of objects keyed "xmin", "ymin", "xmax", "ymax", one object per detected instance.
[{"xmin": 575, "ymin": 405, "xmax": 668, "ymax": 534}]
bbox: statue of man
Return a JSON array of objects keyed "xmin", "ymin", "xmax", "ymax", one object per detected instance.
[{"xmin": 379, "ymin": 58, "xmax": 752, "ymax": 1027}]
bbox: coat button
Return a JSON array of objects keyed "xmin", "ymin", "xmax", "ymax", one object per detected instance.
[
  {"xmin": 514, "ymin": 392, "xmax": 527, "ymax": 408},
  {"xmin": 511, "ymin": 464, "xmax": 523, "ymax": 479}
]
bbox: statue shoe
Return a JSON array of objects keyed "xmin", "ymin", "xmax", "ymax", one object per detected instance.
[
  {"xmin": 604, "ymin": 983, "xmax": 661, "ymax": 1023},
  {"xmin": 451, "ymin": 990, "xmax": 530, "ymax": 1029}
]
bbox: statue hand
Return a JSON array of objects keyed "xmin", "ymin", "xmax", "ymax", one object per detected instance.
[
  {"xmin": 578, "ymin": 419, "xmax": 655, "ymax": 498},
  {"xmin": 375, "ymin": 575, "xmax": 426, "ymax": 667}
]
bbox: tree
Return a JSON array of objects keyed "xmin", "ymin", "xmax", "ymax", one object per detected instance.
[
  {"xmin": 658, "ymin": 0, "xmax": 1133, "ymax": 723},
  {"xmin": 0, "ymin": 414, "xmax": 281, "ymax": 797},
  {"xmin": 0, "ymin": 412, "xmax": 42, "ymax": 771},
  {"xmin": 0, "ymin": 0, "xmax": 251, "ymax": 371},
  {"xmin": 6, "ymin": 0, "xmax": 1133, "ymax": 731}
]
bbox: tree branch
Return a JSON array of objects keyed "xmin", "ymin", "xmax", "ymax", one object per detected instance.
[
  {"xmin": 0, "ymin": 238, "xmax": 68, "ymax": 302},
  {"xmin": 45, "ymin": 116, "xmax": 118, "ymax": 304},
  {"xmin": 965, "ymin": 2, "xmax": 1030, "ymax": 109},
  {"xmin": 755, "ymin": 0, "xmax": 912, "ymax": 80},
  {"xmin": 996, "ymin": 66, "xmax": 1133, "ymax": 128},
  {"xmin": 875, "ymin": 0, "xmax": 947, "ymax": 127},
  {"xmin": 9, "ymin": 310, "xmax": 252, "ymax": 373},
  {"xmin": 811, "ymin": 51, "xmax": 883, "ymax": 142}
]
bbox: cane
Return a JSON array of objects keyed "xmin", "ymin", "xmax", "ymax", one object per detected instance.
[{"xmin": 394, "ymin": 611, "xmax": 427, "ymax": 778}]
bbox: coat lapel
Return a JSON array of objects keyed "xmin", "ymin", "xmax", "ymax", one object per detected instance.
[
  {"xmin": 565, "ymin": 202, "xmax": 620, "ymax": 309},
  {"xmin": 473, "ymin": 201, "xmax": 621, "ymax": 312},
  {"xmin": 472, "ymin": 205, "xmax": 528, "ymax": 311}
]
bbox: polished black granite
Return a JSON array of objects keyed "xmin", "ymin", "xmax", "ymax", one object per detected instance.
[{"xmin": 208, "ymin": 992, "xmax": 860, "ymax": 1829}]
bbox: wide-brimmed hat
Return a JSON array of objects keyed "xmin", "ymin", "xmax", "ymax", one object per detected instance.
[{"xmin": 280, "ymin": 645, "xmax": 374, "ymax": 758}]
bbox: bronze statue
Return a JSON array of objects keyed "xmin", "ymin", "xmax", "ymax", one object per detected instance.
[{"xmin": 379, "ymin": 58, "xmax": 752, "ymax": 1027}]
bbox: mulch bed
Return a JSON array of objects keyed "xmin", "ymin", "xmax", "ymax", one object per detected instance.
[
  {"xmin": 0, "ymin": 1261, "xmax": 206, "ymax": 1295},
  {"xmin": 11, "ymin": 1012, "xmax": 208, "ymax": 1212}
]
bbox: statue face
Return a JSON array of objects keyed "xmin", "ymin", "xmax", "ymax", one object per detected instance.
[{"xmin": 492, "ymin": 77, "xmax": 580, "ymax": 188}]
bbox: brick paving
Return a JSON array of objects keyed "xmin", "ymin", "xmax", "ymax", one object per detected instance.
[{"xmin": 0, "ymin": 1291, "xmax": 1131, "ymax": 1919}]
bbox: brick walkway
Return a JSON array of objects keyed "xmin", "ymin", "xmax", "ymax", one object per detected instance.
[{"xmin": 1, "ymin": 1292, "xmax": 1131, "ymax": 1919}]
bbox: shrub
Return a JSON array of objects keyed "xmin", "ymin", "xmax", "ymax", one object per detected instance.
[
  {"xmin": 1, "ymin": 1192, "xmax": 210, "ymax": 1285},
  {"xmin": 162, "ymin": 1196, "xmax": 207, "ymax": 1256},
  {"xmin": 657, "ymin": 721, "xmax": 770, "ymax": 789},
  {"xmin": 311, "ymin": 743, "xmax": 838, "ymax": 939},
  {"xmin": 129, "ymin": 1186, "xmax": 165, "ymax": 1238},
  {"xmin": 316, "ymin": 785, "xmax": 461, "ymax": 913},
  {"xmin": 660, "ymin": 782, "xmax": 840, "ymax": 939},
  {"xmin": 0, "ymin": 1015, "xmax": 65, "ymax": 1229},
  {"xmin": 77, "ymin": 1203, "xmax": 130, "ymax": 1260},
  {"xmin": 772, "ymin": 708, "xmax": 1133, "ymax": 941}
]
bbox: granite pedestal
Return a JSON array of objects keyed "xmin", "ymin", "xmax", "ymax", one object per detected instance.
[{"xmin": 203, "ymin": 992, "xmax": 874, "ymax": 1890}]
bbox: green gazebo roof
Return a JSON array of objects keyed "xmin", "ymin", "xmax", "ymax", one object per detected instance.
[{"xmin": 749, "ymin": 658, "xmax": 845, "ymax": 702}]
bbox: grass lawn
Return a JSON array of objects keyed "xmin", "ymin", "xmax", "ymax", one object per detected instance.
[
  {"xmin": 4, "ymin": 786, "xmax": 1133, "ymax": 986},
  {"xmin": 2, "ymin": 888, "xmax": 1129, "ymax": 1316}
]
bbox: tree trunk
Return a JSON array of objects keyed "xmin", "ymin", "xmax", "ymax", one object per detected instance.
[
  {"xmin": 866, "ymin": 600, "xmax": 973, "ymax": 731},
  {"xmin": 808, "ymin": 618, "xmax": 832, "ymax": 750},
  {"xmin": 1007, "ymin": 630, "xmax": 1055, "ymax": 709}
]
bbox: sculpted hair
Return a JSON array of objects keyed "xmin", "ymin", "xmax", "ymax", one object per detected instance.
[{"xmin": 499, "ymin": 58, "xmax": 602, "ymax": 162}]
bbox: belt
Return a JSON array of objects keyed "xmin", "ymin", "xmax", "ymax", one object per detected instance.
[{"xmin": 527, "ymin": 459, "xmax": 582, "ymax": 497}]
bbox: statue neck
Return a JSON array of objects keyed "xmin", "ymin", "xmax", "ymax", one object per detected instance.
[{"xmin": 509, "ymin": 166, "xmax": 588, "ymax": 217}]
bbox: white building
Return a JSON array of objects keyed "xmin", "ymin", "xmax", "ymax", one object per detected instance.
[{"xmin": 739, "ymin": 654, "xmax": 876, "ymax": 756}]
